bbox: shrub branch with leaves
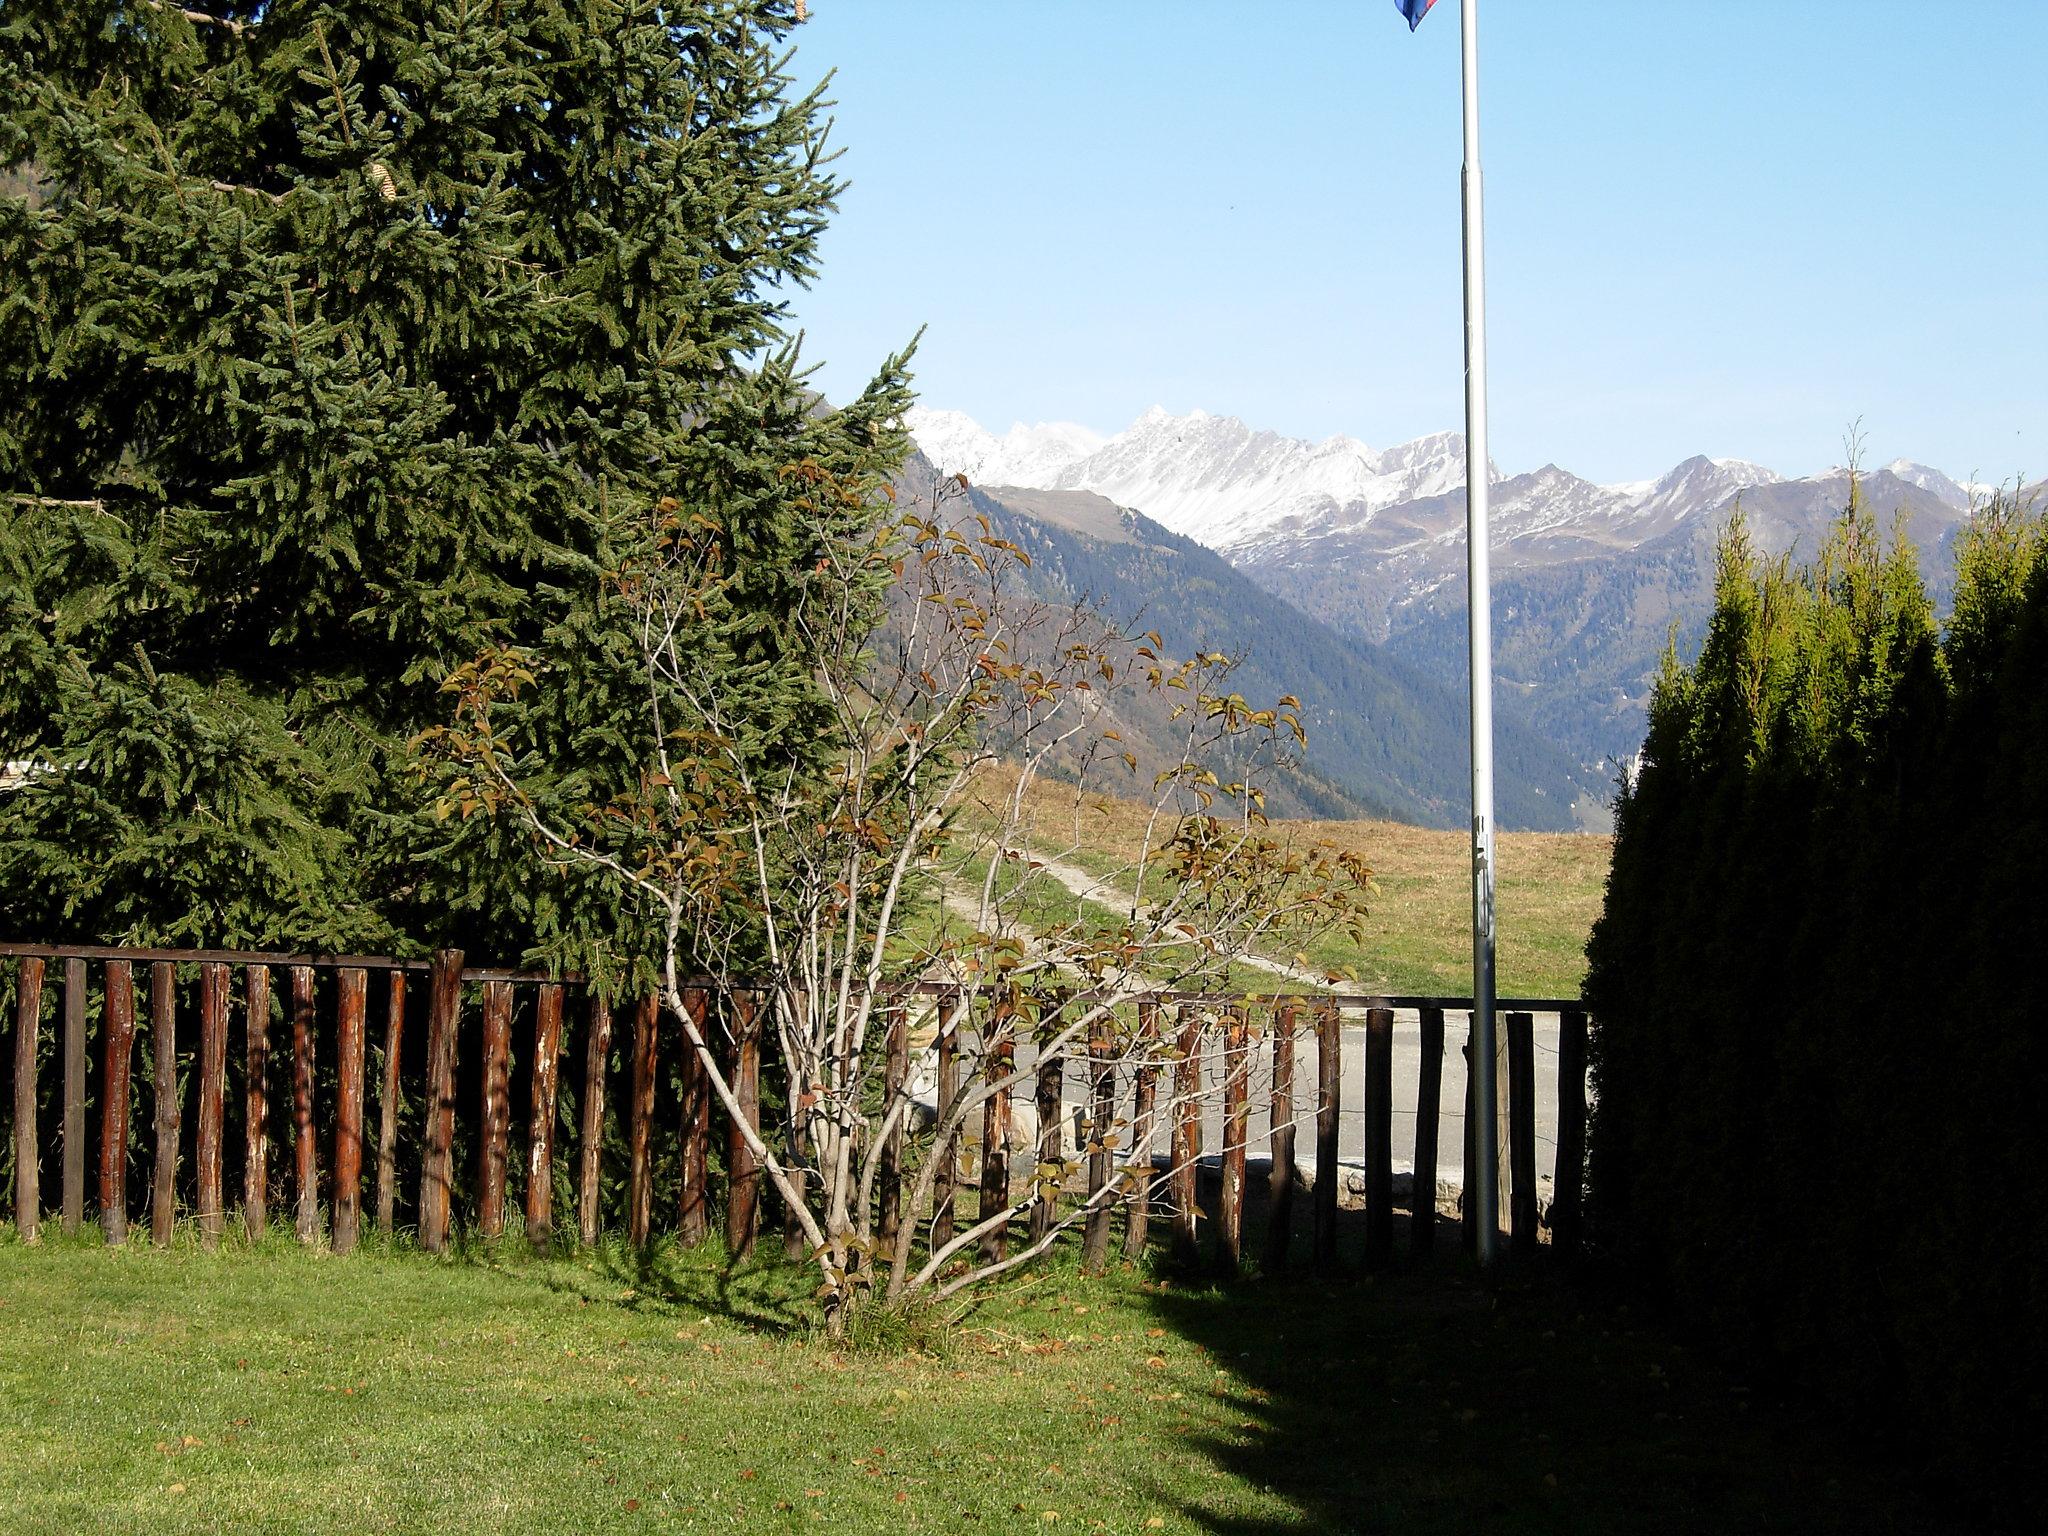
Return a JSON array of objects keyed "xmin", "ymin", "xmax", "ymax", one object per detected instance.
[{"xmin": 433, "ymin": 472, "xmax": 1371, "ymax": 1329}]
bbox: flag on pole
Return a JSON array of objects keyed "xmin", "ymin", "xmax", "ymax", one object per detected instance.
[{"xmin": 1396, "ymin": 0, "xmax": 1438, "ymax": 29}]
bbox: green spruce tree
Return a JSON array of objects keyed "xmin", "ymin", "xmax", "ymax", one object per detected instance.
[{"xmin": 0, "ymin": 0, "xmax": 910, "ymax": 978}]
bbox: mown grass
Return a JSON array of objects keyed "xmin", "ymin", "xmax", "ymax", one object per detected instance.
[
  {"xmin": 0, "ymin": 1230, "xmax": 1947, "ymax": 1535},
  {"xmin": 1002, "ymin": 777, "xmax": 1611, "ymax": 998}
]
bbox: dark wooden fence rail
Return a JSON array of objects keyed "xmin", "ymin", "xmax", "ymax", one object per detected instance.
[{"xmin": 0, "ymin": 941, "xmax": 1588, "ymax": 1270}]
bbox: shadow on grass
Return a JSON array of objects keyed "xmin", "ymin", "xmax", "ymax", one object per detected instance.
[
  {"xmin": 435, "ymin": 1227, "xmax": 818, "ymax": 1336},
  {"xmin": 418, "ymin": 1191, "xmax": 1959, "ymax": 1534},
  {"xmin": 1124, "ymin": 1194, "xmax": 1958, "ymax": 1536}
]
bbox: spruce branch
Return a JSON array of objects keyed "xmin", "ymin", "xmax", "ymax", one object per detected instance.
[
  {"xmin": 209, "ymin": 178, "xmax": 286, "ymax": 204},
  {"xmin": 146, "ymin": 2, "xmax": 249, "ymax": 35},
  {"xmin": 312, "ymin": 21, "xmax": 356, "ymax": 148},
  {"xmin": 7, "ymin": 493, "xmax": 106, "ymax": 509}
]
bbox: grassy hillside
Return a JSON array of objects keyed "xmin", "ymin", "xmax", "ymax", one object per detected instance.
[
  {"xmin": 1290, "ymin": 816, "xmax": 1609, "ymax": 998},
  {"xmin": 1003, "ymin": 776, "xmax": 1611, "ymax": 999}
]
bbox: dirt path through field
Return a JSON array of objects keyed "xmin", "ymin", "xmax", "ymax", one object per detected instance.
[{"xmin": 1003, "ymin": 847, "xmax": 1332, "ymax": 989}]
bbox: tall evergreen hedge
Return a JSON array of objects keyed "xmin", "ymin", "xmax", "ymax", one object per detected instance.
[{"xmin": 1586, "ymin": 484, "xmax": 2047, "ymax": 1507}]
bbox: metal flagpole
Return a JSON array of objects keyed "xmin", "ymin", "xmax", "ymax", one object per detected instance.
[{"xmin": 1458, "ymin": 0, "xmax": 1501, "ymax": 1267}]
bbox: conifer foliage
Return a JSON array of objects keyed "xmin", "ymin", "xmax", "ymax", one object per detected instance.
[
  {"xmin": 1586, "ymin": 480, "xmax": 2048, "ymax": 1513},
  {"xmin": 0, "ymin": 1, "xmax": 910, "ymax": 968}
]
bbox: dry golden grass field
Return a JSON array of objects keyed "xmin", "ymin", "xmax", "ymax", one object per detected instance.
[{"xmin": 995, "ymin": 775, "xmax": 1612, "ymax": 999}]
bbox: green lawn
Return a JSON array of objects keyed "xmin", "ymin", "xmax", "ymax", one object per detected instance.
[{"xmin": 0, "ymin": 1232, "xmax": 1946, "ymax": 1535}]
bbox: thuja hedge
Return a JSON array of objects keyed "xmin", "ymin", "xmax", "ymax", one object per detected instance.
[{"xmin": 1585, "ymin": 487, "xmax": 2046, "ymax": 1508}]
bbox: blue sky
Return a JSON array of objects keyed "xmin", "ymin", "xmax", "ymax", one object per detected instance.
[{"xmin": 781, "ymin": 1, "xmax": 2046, "ymax": 486}]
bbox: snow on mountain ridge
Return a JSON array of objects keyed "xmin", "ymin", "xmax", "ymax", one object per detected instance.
[
  {"xmin": 1884, "ymin": 458, "xmax": 1972, "ymax": 510},
  {"xmin": 907, "ymin": 405, "xmax": 1973, "ymax": 559},
  {"xmin": 903, "ymin": 406, "xmax": 1105, "ymax": 487},
  {"xmin": 910, "ymin": 405, "xmax": 1490, "ymax": 551},
  {"xmin": 1041, "ymin": 407, "xmax": 1407, "ymax": 549}
]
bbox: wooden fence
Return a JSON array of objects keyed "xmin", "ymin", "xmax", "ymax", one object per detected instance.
[{"xmin": 0, "ymin": 941, "xmax": 1588, "ymax": 1269}]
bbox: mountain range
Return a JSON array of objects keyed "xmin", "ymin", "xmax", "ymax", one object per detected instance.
[
  {"xmin": 909, "ymin": 405, "xmax": 2020, "ymax": 790},
  {"xmin": 890, "ymin": 451, "xmax": 1609, "ymax": 832}
]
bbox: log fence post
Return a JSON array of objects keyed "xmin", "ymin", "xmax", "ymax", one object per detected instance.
[
  {"xmin": 1081, "ymin": 1009, "xmax": 1115, "ymax": 1275},
  {"xmin": 677, "ymin": 988, "xmax": 711, "ymax": 1248},
  {"xmin": 1411, "ymin": 1005, "xmax": 1445, "ymax": 1260},
  {"xmin": 61, "ymin": 957, "xmax": 85, "ymax": 1237},
  {"xmin": 1313, "ymin": 1002, "xmax": 1340, "ymax": 1270},
  {"xmin": 878, "ymin": 997, "xmax": 908, "ymax": 1254},
  {"xmin": 11, "ymin": 957, "xmax": 42, "ymax": 1241},
  {"xmin": 625, "ymin": 995, "xmax": 657, "ymax": 1248},
  {"xmin": 1170, "ymin": 1010, "xmax": 1203, "ymax": 1270},
  {"xmin": 1507, "ymin": 1011, "xmax": 1537, "ymax": 1255},
  {"xmin": 725, "ymin": 990, "xmax": 761, "ymax": 1259},
  {"xmin": 931, "ymin": 991, "xmax": 962, "ymax": 1253},
  {"xmin": 374, "ymin": 972, "xmax": 406, "ymax": 1235},
  {"xmin": 1553, "ymin": 1008, "xmax": 1588, "ymax": 1258},
  {"xmin": 148, "ymin": 961, "xmax": 176, "ymax": 1246},
  {"xmin": 477, "ymin": 980, "xmax": 513, "ymax": 1241},
  {"xmin": 1029, "ymin": 995, "xmax": 1064, "ymax": 1247},
  {"xmin": 782, "ymin": 990, "xmax": 810, "ymax": 1263},
  {"xmin": 526, "ymin": 983, "xmax": 564, "ymax": 1249},
  {"xmin": 97, "ymin": 960, "xmax": 136, "ymax": 1246},
  {"xmin": 418, "ymin": 949, "xmax": 463, "ymax": 1254},
  {"xmin": 1493, "ymin": 1014, "xmax": 1512, "ymax": 1234},
  {"xmin": 291, "ymin": 965, "xmax": 319, "ymax": 1244},
  {"xmin": 1263, "ymin": 1002, "xmax": 1298, "ymax": 1274},
  {"xmin": 1121, "ymin": 998, "xmax": 1159, "ymax": 1264},
  {"xmin": 332, "ymin": 968, "xmax": 367, "ymax": 1253},
  {"xmin": 243, "ymin": 965, "xmax": 271, "ymax": 1239},
  {"xmin": 578, "ymin": 993, "xmax": 612, "ymax": 1246},
  {"xmin": 1364, "ymin": 1005, "xmax": 1394, "ymax": 1268},
  {"xmin": 1217, "ymin": 1010, "xmax": 1249, "ymax": 1275},
  {"xmin": 977, "ymin": 1024, "xmax": 1014, "ymax": 1264},
  {"xmin": 195, "ymin": 962, "xmax": 228, "ymax": 1248}
]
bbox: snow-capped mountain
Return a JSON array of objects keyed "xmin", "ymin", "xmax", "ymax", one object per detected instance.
[
  {"xmin": 912, "ymin": 405, "xmax": 1483, "ymax": 553},
  {"xmin": 901, "ymin": 408, "xmax": 1106, "ymax": 489},
  {"xmin": 908, "ymin": 403, "xmax": 1985, "ymax": 779},
  {"xmin": 1050, "ymin": 408, "xmax": 1472, "ymax": 552},
  {"xmin": 909, "ymin": 406, "xmax": 1808, "ymax": 560},
  {"xmin": 1883, "ymin": 458, "xmax": 1975, "ymax": 511}
]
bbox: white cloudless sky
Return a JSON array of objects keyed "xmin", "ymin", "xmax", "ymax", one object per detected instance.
[{"xmin": 780, "ymin": 1, "xmax": 2046, "ymax": 486}]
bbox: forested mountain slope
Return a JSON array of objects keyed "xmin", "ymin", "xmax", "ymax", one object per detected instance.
[{"xmin": 891, "ymin": 455, "xmax": 1608, "ymax": 830}]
